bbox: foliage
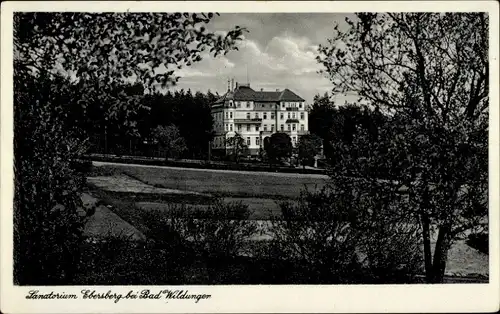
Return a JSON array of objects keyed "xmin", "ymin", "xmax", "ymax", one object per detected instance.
[
  {"xmin": 466, "ymin": 231, "xmax": 489, "ymax": 255},
  {"xmin": 225, "ymin": 132, "xmax": 248, "ymax": 163},
  {"xmin": 152, "ymin": 124, "xmax": 187, "ymax": 160},
  {"xmin": 297, "ymin": 134, "xmax": 322, "ymax": 169},
  {"xmin": 13, "ymin": 70, "xmax": 94, "ymax": 284},
  {"xmin": 89, "ymin": 88, "xmax": 217, "ymax": 159},
  {"xmin": 15, "ymin": 12, "xmax": 246, "ymax": 87},
  {"xmin": 269, "ymin": 186, "xmax": 363, "ymax": 284},
  {"xmin": 308, "ymin": 99, "xmax": 389, "ymax": 170},
  {"xmin": 141, "ymin": 200, "xmax": 258, "ymax": 259},
  {"xmin": 317, "ymin": 13, "xmax": 488, "ymax": 282},
  {"xmin": 265, "ymin": 132, "xmax": 293, "ymax": 164},
  {"xmin": 270, "ymin": 181, "xmax": 422, "ymax": 284},
  {"xmin": 14, "ymin": 12, "xmax": 246, "ymax": 284}
]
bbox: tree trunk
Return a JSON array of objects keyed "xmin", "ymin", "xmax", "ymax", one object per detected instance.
[
  {"xmin": 430, "ymin": 224, "xmax": 451, "ymax": 283},
  {"xmin": 421, "ymin": 213, "xmax": 433, "ymax": 282}
]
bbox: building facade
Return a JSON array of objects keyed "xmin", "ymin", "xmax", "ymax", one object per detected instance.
[{"xmin": 211, "ymin": 82, "xmax": 308, "ymax": 157}]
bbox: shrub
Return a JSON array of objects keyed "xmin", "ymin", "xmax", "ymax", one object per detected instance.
[
  {"xmin": 139, "ymin": 199, "xmax": 258, "ymax": 262},
  {"xmin": 14, "ymin": 71, "xmax": 92, "ymax": 285},
  {"xmin": 467, "ymin": 232, "xmax": 489, "ymax": 255},
  {"xmin": 358, "ymin": 221, "xmax": 423, "ymax": 283},
  {"xmin": 269, "ymin": 187, "xmax": 364, "ymax": 284},
  {"xmin": 70, "ymin": 159, "xmax": 93, "ymax": 174},
  {"xmin": 269, "ymin": 184, "xmax": 423, "ymax": 284}
]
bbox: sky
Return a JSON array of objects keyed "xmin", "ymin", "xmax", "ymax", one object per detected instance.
[{"xmin": 170, "ymin": 13, "xmax": 353, "ymax": 104}]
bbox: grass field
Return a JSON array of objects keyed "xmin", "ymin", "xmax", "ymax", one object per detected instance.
[{"xmin": 95, "ymin": 161, "xmax": 329, "ymax": 200}]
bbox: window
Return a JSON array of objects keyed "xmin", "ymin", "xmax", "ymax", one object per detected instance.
[
  {"xmin": 282, "ymin": 103, "xmax": 285, "ymax": 108},
  {"xmin": 246, "ymin": 102, "xmax": 250, "ymax": 108},
  {"xmin": 256, "ymin": 137, "xmax": 260, "ymax": 146},
  {"xmin": 300, "ymin": 112, "xmax": 304, "ymax": 120},
  {"xmin": 247, "ymin": 124, "xmax": 250, "ymax": 131},
  {"xmin": 292, "ymin": 113, "xmax": 296, "ymax": 119},
  {"xmin": 299, "ymin": 102, "xmax": 303, "ymax": 108},
  {"xmin": 301, "ymin": 124, "xmax": 304, "ymax": 131},
  {"xmin": 292, "ymin": 124, "xmax": 296, "ymax": 131},
  {"xmin": 230, "ymin": 112, "xmax": 233, "ymax": 119},
  {"xmin": 246, "ymin": 137, "xmax": 251, "ymax": 145},
  {"xmin": 288, "ymin": 112, "xmax": 291, "ymax": 119},
  {"xmin": 230, "ymin": 124, "xmax": 233, "ymax": 131},
  {"xmin": 271, "ymin": 124, "xmax": 275, "ymax": 132},
  {"xmin": 280, "ymin": 113, "xmax": 284, "ymax": 119},
  {"xmin": 256, "ymin": 125, "xmax": 260, "ymax": 131},
  {"xmin": 263, "ymin": 125, "xmax": 267, "ymax": 131},
  {"xmin": 235, "ymin": 101, "xmax": 239, "ymax": 107},
  {"xmin": 287, "ymin": 124, "xmax": 291, "ymax": 131},
  {"xmin": 271, "ymin": 112, "xmax": 275, "ymax": 119},
  {"xmin": 225, "ymin": 124, "xmax": 228, "ymax": 131},
  {"xmin": 255, "ymin": 112, "xmax": 259, "ymax": 119},
  {"xmin": 280, "ymin": 124, "xmax": 284, "ymax": 131},
  {"xmin": 225, "ymin": 112, "xmax": 228, "ymax": 119},
  {"xmin": 247, "ymin": 113, "xmax": 250, "ymax": 119},
  {"xmin": 263, "ymin": 112, "xmax": 267, "ymax": 119}
]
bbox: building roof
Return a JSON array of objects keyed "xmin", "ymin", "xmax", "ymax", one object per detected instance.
[{"xmin": 213, "ymin": 84, "xmax": 305, "ymax": 104}]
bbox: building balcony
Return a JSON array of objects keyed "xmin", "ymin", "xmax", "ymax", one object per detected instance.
[
  {"xmin": 285, "ymin": 119, "xmax": 300, "ymax": 124},
  {"xmin": 234, "ymin": 118, "xmax": 262, "ymax": 124},
  {"xmin": 285, "ymin": 107, "xmax": 299, "ymax": 111}
]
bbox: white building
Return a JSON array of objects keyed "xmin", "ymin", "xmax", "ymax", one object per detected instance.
[{"xmin": 211, "ymin": 82, "xmax": 308, "ymax": 157}]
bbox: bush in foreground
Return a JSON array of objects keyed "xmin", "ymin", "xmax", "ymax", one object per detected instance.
[
  {"xmin": 139, "ymin": 199, "xmax": 258, "ymax": 282},
  {"xmin": 14, "ymin": 71, "xmax": 92, "ymax": 285},
  {"xmin": 467, "ymin": 232, "xmax": 489, "ymax": 255},
  {"xmin": 269, "ymin": 185, "xmax": 422, "ymax": 284}
]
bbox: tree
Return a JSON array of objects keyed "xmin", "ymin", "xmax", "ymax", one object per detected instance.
[
  {"xmin": 15, "ymin": 12, "xmax": 246, "ymax": 137},
  {"xmin": 297, "ymin": 134, "xmax": 322, "ymax": 169},
  {"xmin": 265, "ymin": 133, "xmax": 293, "ymax": 165},
  {"xmin": 225, "ymin": 132, "xmax": 248, "ymax": 163},
  {"xmin": 13, "ymin": 12, "xmax": 246, "ymax": 284},
  {"xmin": 152, "ymin": 125, "xmax": 187, "ymax": 160},
  {"xmin": 317, "ymin": 13, "xmax": 488, "ymax": 283},
  {"xmin": 14, "ymin": 69, "xmax": 92, "ymax": 284}
]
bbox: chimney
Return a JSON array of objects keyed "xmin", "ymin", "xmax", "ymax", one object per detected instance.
[
  {"xmin": 235, "ymin": 82, "xmax": 239, "ymax": 89},
  {"xmin": 261, "ymin": 88, "xmax": 263, "ymax": 92},
  {"xmin": 231, "ymin": 78, "xmax": 235, "ymax": 90},
  {"xmin": 276, "ymin": 88, "xmax": 279, "ymax": 92}
]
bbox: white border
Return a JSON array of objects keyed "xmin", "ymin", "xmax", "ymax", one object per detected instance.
[{"xmin": 1, "ymin": 1, "xmax": 499, "ymax": 313}]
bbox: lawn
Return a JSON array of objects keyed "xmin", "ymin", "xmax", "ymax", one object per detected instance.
[{"xmin": 96, "ymin": 162, "xmax": 329, "ymax": 199}]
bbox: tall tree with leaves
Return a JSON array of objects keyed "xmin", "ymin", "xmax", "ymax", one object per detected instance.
[
  {"xmin": 152, "ymin": 124, "xmax": 187, "ymax": 160},
  {"xmin": 225, "ymin": 132, "xmax": 248, "ymax": 163},
  {"xmin": 297, "ymin": 134, "xmax": 323, "ymax": 169},
  {"xmin": 317, "ymin": 13, "xmax": 488, "ymax": 282},
  {"xmin": 266, "ymin": 133, "xmax": 293, "ymax": 165},
  {"xmin": 13, "ymin": 12, "xmax": 246, "ymax": 284}
]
